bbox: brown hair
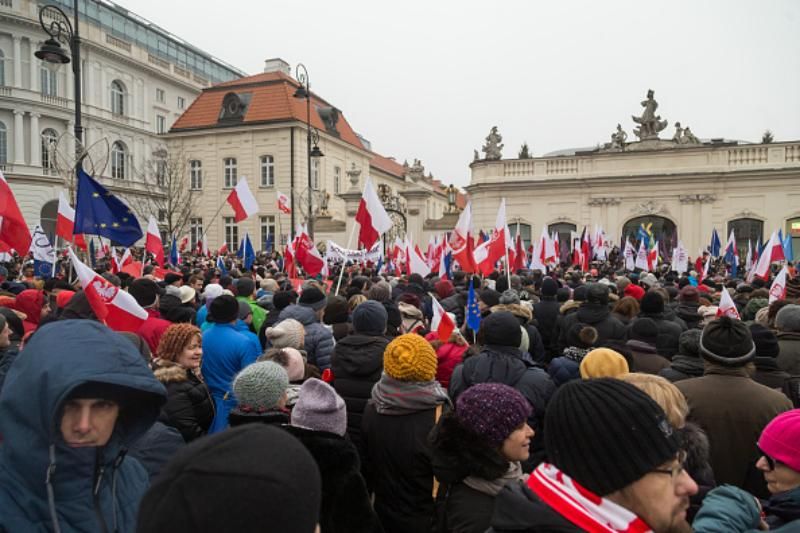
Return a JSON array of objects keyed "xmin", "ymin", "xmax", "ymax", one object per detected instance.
[
  {"xmin": 156, "ymin": 323, "xmax": 202, "ymax": 362},
  {"xmin": 618, "ymin": 373, "xmax": 689, "ymax": 429},
  {"xmin": 348, "ymin": 294, "xmax": 367, "ymax": 313},
  {"xmin": 612, "ymin": 296, "xmax": 640, "ymax": 320}
]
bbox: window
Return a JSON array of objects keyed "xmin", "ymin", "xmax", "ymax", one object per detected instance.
[
  {"xmin": 333, "ymin": 166, "xmax": 341, "ymax": 194},
  {"xmin": 157, "ymin": 209, "xmax": 167, "ymax": 222},
  {"xmin": 224, "ymin": 217, "xmax": 238, "ymax": 252},
  {"xmin": 260, "ymin": 216, "xmax": 275, "ymax": 252},
  {"xmin": 155, "ymin": 159, "xmax": 166, "ymax": 186},
  {"xmin": 223, "ymin": 157, "xmax": 237, "ymax": 188},
  {"xmin": 0, "ymin": 122, "xmax": 6, "ymax": 165},
  {"xmin": 40, "ymin": 67, "xmax": 57, "ymax": 96},
  {"xmin": 509, "ymin": 223, "xmax": 532, "ymax": 249},
  {"xmin": 41, "ymin": 128, "xmax": 58, "ymax": 173},
  {"xmin": 190, "ymin": 218, "xmax": 203, "ymax": 250},
  {"xmin": 156, "ymin": 88, "xmax": 165, "ymax": 103},
  {"xmin": 260, "ymin": 155, "xmax": 274, "ymax": 187},
  {"xmin": 0, "ymin": 50, "xmax": 5, "ymax": 86},
  {"xmin": 156, "ymin": 115, "xmax": 166, "ymax": 134},
  {"xmin": 728, "ymin": 218, "xmax": 764, "ymax": 258},
  {"xmin": 177, "ymin": 96, "xmax": 185, "ymax": 109},
  {"xmin": 312, "ymin": 159, "xmax": 320, "ymax": 190},
  {"xmin": 110, "ymin": 80, "xmax": 125, "ymax": 115},
  {"xmin": 189, "ymin": 160, "xmax": 202, "ymax": 189},
  {"xmin": 111, "ymin": 141, "xmax": 128, "ymax": 179}
]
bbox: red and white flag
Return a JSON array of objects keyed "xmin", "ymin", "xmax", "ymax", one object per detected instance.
[
  {"xmin": 294, "ymin": 229, "xmax": 325, "ymax": 277},
  {"xmin": 716, "ymin": 289, "xmax": 740, "ymax": 320},
  {"xmin": 449, "ymin": 202, "xmax": 476, "ymax": 273},
  {"xmin": 56, "ymin": 191, "xmax": 87, "ymax": 250},
  {"xmin": 277, "ymin": 191, "xmax": 291, "ymax": 214},
  {"xmin": 431, "ymin": 297, "xmax": 455, "ymax": 342},
  {"xmin": 752, "ymin": 231, "xmax": 784, "ymax": 280},
  {"xmin": 769, "ymin": 265, "xmax": 788, "ymax": 304},
  {"xmin": 405, "ymin": 237, "xmax": 431, "ymax": 277},
  {"xmin": 486, "ymin": 199, "xmax": 512, "ymax": 267},
  {"xmin": 178, "ymin": 235, "xmax": 189, "ymax": 253},
  {"xmin": 634, "ymin": 242, "xmax": 649, "ymax": 271},
  {"xmin": 226, "ymin": 177, "xmax": 259, "ymax": 222},
  {"xmin": 0, "ymin": 170, "xmax": 31, "ymax": 255},
  {"xmin": 218, "ymin": 242, "xmax": 228, "ymax": 256},
  {"xmin": 111, "ymin": 247, "xmax": 133, "ymax": 274},
  {"xmin": 146, "ymin": 216, "xmax": 165, "ymax": 266},
  {"xmin": 648, "ymin": 242, "xmax": 659, "ymax": 272},
  {"xmin": 68, "ymin": 247, "xmax": 148, "ymax": 332},
  {"xmin": 355, "ymin": 177, "xmax": 392, "ymax": 249}
]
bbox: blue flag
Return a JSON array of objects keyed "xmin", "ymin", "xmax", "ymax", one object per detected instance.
[
  {"xmin": 264, "ymin": 233, "xmax": 273, "ymax": 253},
  {"xmin": 216, "ymin": 255, "xmax": 228, "ymax": 275},
  {"xmin": 242, "ymin": 233, "xmax": 256, "ymax": 270},
  {"xmin": 784, "ymin": 234, "xmax": 794, "ymax": 262},
  {"xmin": 709, "ymin": 229, "xmax": 721, "ymax": 257},
  {"xmin": 443, "ymin": 251, "xmax": 453, "ymax": 280},
  {"xmin": 170, "ymin": 237, "xmax": 180, "ymax": 266},
  {"xmin": 31, "ymin": 225, "xmax": 55, "ymax": 278},
  {"xmin": 466, "ymin": 278, "xmax": 481, "ymax": 332},
  {"xmin": 375, "ymin": 255, "xmax": 384, "ymax": 274},
  {"xmin": 73, "ymin": 168, "xmax": 143, "ymax": 247}
]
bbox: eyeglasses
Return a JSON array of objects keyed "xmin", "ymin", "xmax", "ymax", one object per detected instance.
[
  {"xmin": 758, "ymin": 446, "xmax": 778, "ymax": 471},
  {"xmin": 652, "ymin": 450, "xmax": 688, "ymax": 479}
]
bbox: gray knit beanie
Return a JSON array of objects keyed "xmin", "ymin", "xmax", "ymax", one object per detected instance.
[
  {"xmin": 290, "ymin": 378, "xmax": 347, "ymax": 436},
  {"xmin": 776, "ymin": 304, "xmax": 800, "ymax": 333},
  {"xmin": 233, "ymin": 362, "xmax": 289, "ymax": 411},
  {"xmin": 266, "ymin": 319, "xmax": 305, "ymax": 349}
]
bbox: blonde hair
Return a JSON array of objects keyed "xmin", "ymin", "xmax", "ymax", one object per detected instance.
[
  {"xmin": 348, "ymin": 294, "xmax": 367, "ymax": 313},
  {"xmin": 618, "ymin": 373, "xmax": 688, "ymax": 429}
]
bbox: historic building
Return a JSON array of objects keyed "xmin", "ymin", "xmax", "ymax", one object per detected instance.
[
  {"xmin": 467, "ymin": 90, "xmax": 800, "ymax": 260},
  {"xmin": 167, "ymin": 58, "xmax": 459, "ymax": 252},
  {"xmin": 0, "ymin": 0, "xmax": 243, "ymax": 239}
]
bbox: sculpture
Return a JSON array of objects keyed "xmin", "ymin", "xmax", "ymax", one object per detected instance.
[
  {"xmin": 405, "ymin": 159, "xmax": 425, "ymax": 182},
  {"xmin": 346, "ymin": 162, "xmax": 361, "ymax": 189},
  {"xmin": 632, "ymin": 90, "xmax": 668, "ymax": 141},
  {"xmin": 682, "ymin": 126, "xmax": 700, "ymax": 144},
  {"xmin": 473, "ymin": 149, "xmax": 480, "ymax": 162},
  {"xmin": 673, "ymin": 122, "xmax": 684, "ymax": 143},
  {"xmin": 610, "ymin": 124, "xmax": 628, "ymax": 149},
  {"xmin": 481, "ymin": 126, "xmax": 504, "ymax": 160}
]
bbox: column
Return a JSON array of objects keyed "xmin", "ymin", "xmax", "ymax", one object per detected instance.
[
  {"xmin": 100, "ymin": 67, "xmax": 108, "ymax": 110},
  {"xmin": 29, "ymin": 112, "xmax": 40, "ymax": 167},
  {"xmin": 67, "ymin": 119, "xmax": 76, "ymax": 158},
  {"xmin": 13, "ymin": 110, "xmax": 25, "ymax": 164},
  {"xmin": 65, "ymin": 62, "xmax": 73, "ymax": 101},
  {"xmin": 29, "ymin": 39, "xmax": 38, "ymax": 92},
  {"xmin": 85, "ymin": 61, "xmax": 95, "ymax": 107},
  {"xmin": 12, "ymin": 37, "xmax": 21, "ymax": 88}
]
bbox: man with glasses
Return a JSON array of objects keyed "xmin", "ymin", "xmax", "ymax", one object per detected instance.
[{"xmin": 488, "ymin": 378, "xmax": 698, "ymax": 533}]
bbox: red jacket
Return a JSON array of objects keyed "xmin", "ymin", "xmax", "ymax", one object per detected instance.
[
  {"xmin": 136, "ymin": 308, "xmax": 171, "ymax": 354},
  {"xmin": 425, "ymin": 331, "xmax": 468, "ymax": 389}
]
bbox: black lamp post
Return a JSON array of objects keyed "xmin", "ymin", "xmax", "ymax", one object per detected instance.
[
  {"xmin": 36, "ymin": 0, "xmax": 83, "ymax": 201},
  {"xmin": 446, "ymin": 184, "xmax": 457, "ymax": 212},
  {"xmin": 293, "ymin": 63, "xmax": 324, "ymax": 240}
]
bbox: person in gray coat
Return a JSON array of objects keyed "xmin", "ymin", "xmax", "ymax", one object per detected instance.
[{"xmin": 279, "ymin": 287, "xmax": 335, "ymax": 370}]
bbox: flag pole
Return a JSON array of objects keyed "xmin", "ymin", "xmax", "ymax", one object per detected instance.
[
  {"xmin": 199, "ymin": 196, "xmax": 229, "ymax": 241},
  {"xmin": 504, "ymin": 233, "xmax": 511, "ymax": 289},
  {"xmin": 335, "ymin": 223, "xmax": 359, "ymax": 296}
]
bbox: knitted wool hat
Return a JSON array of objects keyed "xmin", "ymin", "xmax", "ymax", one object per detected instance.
[
  {"xmin": 291, "ymin": 378, "xmax": 347, "ymax": 436},
  {"xmin": 640, "ymin": 273, "xmax": 658, "ymax": 289},
  {"xmin": 266, "ymin": 319, "xmax": 305, "ymax": 349},
  {"xmin": 699, "ymin": 316, "xmax": 755, "ymax": 366},
  {"xmin": 758, "ymin": 409, "xmax": 800, "ymax": 473},
  {"xmin": 775, "ymin": 304, "xmax": 800, "ymax": 333},
  {"xmin": 586, "ymin": 283, "xmax": 609, "ymax": 305},
  {"xmin": 233, "ymin": 362, "xmax": 289, "ymax": 411},
  {"xmin": 137, "ymin": 425, "xmax": 321, "ymax": 533},
  {"xmin": 545, "ymin": 378, "xmax": 679, "ymax": 495},
  {"xmin": 56, "ymin": 290, "xmax": 76, "ymax": 309},
  {"xmin": 456, "ymin": 383, "xmax": 532, "ymax": 448},
  {"xmin": 677, "ymin": 329, "xmax": 701, "ymax": 358},
  {"xmin": 383, "ymin": 333, "xmax": 437, "ymax": 382},
  {"xmin": 435, "ymin": 279, "xmax": 455, "ymax": 300},
  {"xmin": 298, "ymin": 287, "xmax": 326, "ymax": 311},
  {"xmin": 208, "ymin": 295, "xmax": 239, "ymax": 323},
  {"xmin": 624, "ymin": 284, "xmax": 646, "ymax": 301},
  {"xmin": 479, "ymin": 289, "xmax": 502, "ymax": 308},
  {"xmin": 352, "ymin": 300, "xmax": 388, "ymax": 336},
  {"xmin": 640, "ymin": 291, "xmax": 665, "ymax": 314},
  {"xmin": 579, "ymin": 348, "xmax": 629, "ymax": 379},
  {"xmin": 749, "ymin": 324, "xmax": 780, "ymax": 358},
  {"xmin": 499, "ymin": 289, "xmax": 521, "ymax": 305},
  {"xmin": 481, "ymin": 311, "xmax": 523, "ymax": 348}
]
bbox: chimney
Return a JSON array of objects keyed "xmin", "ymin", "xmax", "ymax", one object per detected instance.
[{"xmin": 263, "ymin": 58, "xmax": 290, "ymax": 75}]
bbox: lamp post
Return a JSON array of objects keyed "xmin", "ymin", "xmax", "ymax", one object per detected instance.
[
  {"xmin": 293, "ymin": 63, "xmax": 323, "ymax": 241},
  {"xmin": 446, "ymin": 184, "xmax": 457, "ymax": 213},
  {"xmin": 36, "ymin": 0, "xmax": 83, "ymax": 201}
]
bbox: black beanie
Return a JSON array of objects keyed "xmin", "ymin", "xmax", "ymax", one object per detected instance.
[
  {"xmin": 479, "ymin": 289, "xmax": 501, "ymax": 308},
  {"xmin": 573, "ymin": 286, "xmax": 588, "ymax": 302},
  {"xmin": 678, "ymin": 329, "xmax": 701, "ymax": 358},
  {"xmin": 586, "ymin": 283, "xmax": 609, "ymax": 305},
  {"xmin": 273, "ymin": 290, "xmax": 298, "ymax": 311},
  {"xmin": 640, "ymin": 291, "xmax": 664, "ymax": 314},
  {"xmin": 541, "ymin": 278, "xmax": 558, "ymax": 297},
  {"xmin": 749, "ymin": 324, "xmax": 780, "ymax": 358},
  {"xmin": 481, "ymin": 311, "xmax": 522, "ymax": 348},
  {"xmin": 137, "ymin": 425, "xmax": 321, "ymax": 533},
  {"xmin": 629, "ymin": 318, "xmax": 658, "ymax": 344},
  {"xmin": 208, "ymin": 295, "xmax": 239, "ymax": 324},
  {"xmin": 545, "ymin": 378, "xmax": 678, "ymax": 496},
  {"xmin": 352, "ymin": 300, "xmax": 388, "ymax": 335},
  {"xmin": 699, "ymin": 316, "xmax": 755, "ymax": 366}
]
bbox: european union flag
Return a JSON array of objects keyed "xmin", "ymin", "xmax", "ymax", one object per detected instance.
[
  {"xmin": 709, "ymin": 228, "xmax": 722, "ymax": 257},
  {"xmin": 73, "ymin": 168, "xmax": 143, "ymax": 247},
  {"xmin": 170, "ymin": 237, "xmax": 180, "ymax": 266},
  {"xmin": 242, "ymin": 233, "xmax": 256, "ymax": 270},
  {"xmin": 466, "ymin": 278, "xmax": 481, "ymax": 332}
]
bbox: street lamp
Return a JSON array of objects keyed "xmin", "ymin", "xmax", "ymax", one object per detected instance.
[
  {"xmin": 293, "ymin": 63, "xmax": 324, "ymax": 240},
  {"xmin": 446, "ymin": 184, "xmax": 457, "ymax": 212},
  {"xmin": 36, "ymin": 1, "xmax": 83, "ymax": 202}
]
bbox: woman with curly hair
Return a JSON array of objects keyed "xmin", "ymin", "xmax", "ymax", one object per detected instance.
[{"xmin": 152, "ymin": 323, "xmax": 214, "ymax": 442}]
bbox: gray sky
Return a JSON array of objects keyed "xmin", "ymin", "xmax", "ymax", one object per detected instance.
[{"xmin": 129, "ymin": 0, "xmax": 800, "ymax": 187}]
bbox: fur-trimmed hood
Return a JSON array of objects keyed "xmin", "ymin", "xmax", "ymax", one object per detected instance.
[
  {"xmin": 152, "ymin": 360, "xmax": 191, "ymax": 384},
  {"xmin": 491, "ymin": 303, "xmax": 532, "ymax": 323}
]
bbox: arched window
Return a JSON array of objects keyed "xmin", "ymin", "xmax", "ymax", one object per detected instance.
[
  {"xmin": 728, "ymin": 218, "xmax": 763, "ymax": 257},
  {"xmin": 510, "ymin": 223, "xmax": 532, "ymax": 249},
  {"xmin": 110, "ymin": 80, "xmax": 125, "ymax": 115},
  {"xmin": 0, "ymin": 122, "xmax": 7, "ymax": 166},
  {"xmin": 41, "ymin": 128, "xmax": 58, "ymax": 173},
  {"xmin": 111, "ymin": 141, "xmax": 128, "ymax": 179},
  {"xmin": 548, "ymin": 222, "xmax": 577, "ymax": 262},
  {"xmin": 0, "ymin": 50, "xmax": 5, "ymax": 87},
  {"xmin": 40, "ymin": 199, "xmax": 58, "ymax": 243}
]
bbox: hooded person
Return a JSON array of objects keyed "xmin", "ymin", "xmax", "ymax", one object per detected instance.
[
  {"xmin": 659, "ymin": 329, "xmax": 705, "ymax": 383},
  {"xmin": 675, "ymin": 286, "xmax": 703, "ymax": 330},
  {"xmin": 13, "ymin": 288, "xmax": 47, "ymax": 334},
  {"xmin": 449, "ymin": 311, "xmax": 555, "ymax": 466},
  {"xmin": 285, "ymin": 379, "xmax": 383, "ymax": 533},
  {"xmin": 676, "ymin": 316, "xmax": 793, "ymax": 499},
  {"xmin": 556, "ymin": 283, "xmax": 627, "ymax": 354},
  {"xmin": 361, "ymin": 333, "xmax": 451, "ymax": 533},
  {"xmin": 533, "ymin": 277, "xmax": 561, "ymax": 359},
  {"xmin": 629, "ymin": 290, "xmax": 687, "ymax": 357},
  {"xmin": 492, "ymin": 294, "xmax": 546, "ymax": 364},
  {"xmin": 0, "ymin": 320, "xmax": 167, "ymax": 532},
  {"xmin": 258, "ymin": 346, "xmax": 308, "ymax": 407},
  {"xmin": 323, "ymin": 295, "xmax": 351, "ymax": 341}
]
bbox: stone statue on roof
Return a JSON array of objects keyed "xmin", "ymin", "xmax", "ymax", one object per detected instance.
[
  {"xmin": 473, "ymin": 149, "xmax": 480, "ymax": 162},
  {"xmin": 632, "ymin": 89, "xmax": 668, "ymax": 141},
  {"xmin": 482, "ymin": 126, "xmax": 504, "ymax": 160},
  {"xmin": 405, "ymin": 159, "xmax": 425, "ymax": 182},
  {"xmin": 610, "ymin": 124, "xmax": 628, "ymax": 150},
  {"xmin": 682, "ymin": 126, "xmax": 700, "ymax": 144}
]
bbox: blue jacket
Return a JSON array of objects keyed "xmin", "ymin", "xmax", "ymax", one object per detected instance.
[
  {"xmin": 201, "ymin": 322, "xmax": 261, "ymax": 433},
  {"xmin": 279, "ymin": 305, "xmax": 335, "ymax": 370},
  {"xmin": 694, "ymin": 485, "xmax": 800, "ymax": 532},
  {"xmin": 0, "ymin": 320, "xmax": 166, "ymax": 533}
]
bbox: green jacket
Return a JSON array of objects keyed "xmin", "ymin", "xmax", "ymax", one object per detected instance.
[
  {"xmin": 694, "ymin": 485, "xmax": 800, "ymax": 532},
  {"xmin": 237, "ymin": 296, "xmax": 267, "ymax": 334}
]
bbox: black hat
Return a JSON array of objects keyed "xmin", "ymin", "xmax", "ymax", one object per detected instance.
[
  {"xmin": 209, "ymin": 295, "xmax": 239, "ymax": 324},
  {"xmin": 545, "ymin": 378, "xmax": 679, "ymax": 496},
  {"xmin": 163, "ymin": 273, "xmax": 182, "ymax": 285},
  {"xmin": 586, "ymin": 283, "xmax": 609, "ymax": 305},
  {"xmin": 128, "ymin": 278, "xmax": 164, "ymax": 308},
  {"xmin": 699, "ymin": 316, "xmax": 755, "ymax": 366},
  {"xmin": 352, "ymin": 300, "xmax": 388, "ymax": 336},
  {"xmin": 273, "ymin": 290, "xmax": 297, "ymax": 311},
  {"xmin": 481, "ymin": 311, "xmax": 522, "ymax": 348},
  {"xmin": 640, "ymin": 291, "xmax": 664, "ymax": 314},
  {"xmin": 629, "ymin": 318, "xmax": 658, "ymax": 344},
  {"xmin": 677, "ymin": 329, "xmax": 701, "ymax": 358},
  {"xmin": 541, "ymin": 278, "xmax": 558, "ymax": 297},
  {"xmin": 236, "ymin": 277, "xmax": 256, "ymax": 298},
  {"xmin": 299, "ymin": 287, "xmax": 326, "ymax": 311},
  {"xmin": 137, "ymin": 425, "xmax": 321, "ymax": 533},
  {"xmin": 749, "ymin": 324, "xmax": 779, "ymax": 358},
  {"xmin": 573, "ymin": 285, "xmax": 589, "ymax": 302},
  {"xmin": 556, "ymin": 287, "xmax": 571, "ymax": 303},
  {"xmin": 479, "ymin": 289, "xmax": 501, "ymax": 308}
]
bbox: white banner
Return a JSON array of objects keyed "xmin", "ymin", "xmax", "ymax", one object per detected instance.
[{"xmin": 326, "ymin": 240, "xmax": 383, "ymax": 263}]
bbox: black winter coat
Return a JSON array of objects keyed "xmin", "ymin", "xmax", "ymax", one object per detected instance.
[
  {"xmin": 153, "ymin": 363, "xmax": 215, "ymax": 442},
  {"xmin": 675, "ymin": 301, "xmax": 703, "ymax": 329},
  {"xmin": 532, "ymin": 298, "xmax": 560, "ymax": 359},
  {"xmin": 332, "ymin": 333, "xmax": 388, "ymax": 453},
  {"xmin": 487, "ymin": 481, "xmax": 583, "ymax": 532},
  {"xmin": 753, "ymin": 357, "xmax": 791, "ymax": 390},
  {"xmin": 659, "ymin": 355, "xmax": 705, "ymax": 382},
  {"xmin": 284, "ymin": 425, "xmax": 384, "ymax": 533},
  {"xmin": 631, "ymin": 311, "xmax": 687, "ymax": 357},
  {"xmin": 556, "ymin": 303, "xmax": 627, "ymax": 355}
]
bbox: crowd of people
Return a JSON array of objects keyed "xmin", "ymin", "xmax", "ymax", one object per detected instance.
[{"xmin": 0, "ymin": 251, "xmax": 799, "ymax": 532}]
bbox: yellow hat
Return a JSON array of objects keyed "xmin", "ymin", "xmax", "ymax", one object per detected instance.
[
  {"xmin": 383, "ymin": 333, "xmax": 437, "ymax": 382},
  {"xmin": 579, "ymin": 348, "xmax": 629, "ymax": 380}
]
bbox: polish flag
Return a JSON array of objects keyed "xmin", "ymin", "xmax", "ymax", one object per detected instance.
[
  {"xmin": 450, "ymin": 202, "xmax": 476, "ymax": 273},
  {"xmin": 431, "ymin": 297, "xmax": 455, "ymax": 342},
  {"xmin": 473, "ymin": 238, "xmax": 495, "ymax": 276},
  {"xmin": 226, "ymin": 177, "xmax": 259, "ymax": 222},
  {"xmin": 769, "ymin": 266, "xmax": 788, "ymax": 304},
  {"xmin": 68, "ymin": 247, "xmax": 148, "ymax": 332},
  {"xmin": 56, "ymin": 191, "xmax": 87, "ymax": 250},
  {"xmin": 752, "ymin": 231, "xmax": 782, "ymax": 280},
  {"xmin": 634, "ymin": 242, "xmax": 649, "ymax": 271},
  {"xmin": 284, "ymin": 242, "xmax": 297, "ymax": 278},
  {"xmin": 201, "ymin": 235, "xmax": 210, "ymax": 257},
  {"xmin": 716, "ymin": 289, "xmax": 740, "ymax": 320},
  {"xmin": 513, "ymin": 234, "xmax": 526, "ymax": 272},
  {"xmin": 146, "ymin": 216, "xmax": 165, "ymax": 266},
  {"xmin": 294, "ymin": 231, "xmax": 325, "ymax": 277},
  {"xmin": 355, "ymin": 177, "xmax": 392, "ymax": 249},
  {"xmin": 624, "ymin": 238, "xmax": 636, "ymax": 271},
  {"xmin": 277, "ymin": 191, "xmax": 291, "ymax": 214},
  {"xmin": 406, "ymin": 237, "xmax": 431, "ymax": 277},
  {"xmin": 0, "ymin": 171, "xmax": 31, "ymax": 255},
  {"xmin": 218, "ymin": 242, "xmax": 228, "ymax": 255},
  {"xmin": 486, "ymin": 199, "xmax": 512, "ymax": 267},
  {"xmin": 178, "ymin": 235, "xmax": 189, "ymax": 252},
  {"xmin": 111, "ymin": 248, "xmax": 133, "ymax": 274},
  {"xmin": 647, "ymin": 242, "xmax": 659, "ymax": 271}
]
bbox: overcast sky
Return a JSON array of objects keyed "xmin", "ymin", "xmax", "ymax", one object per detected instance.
[{"xmin": 129, "ymin": 0, "xmax": 800, "ymax": 187}]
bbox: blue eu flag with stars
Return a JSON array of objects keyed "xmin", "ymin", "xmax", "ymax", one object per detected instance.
[
  {"xmin": 74, "ymin": 168, "xmax": 143, "ymax": 247},
  {"xmin": 467, "ymin": 278, "xmax": 481, "ymax": 332}
]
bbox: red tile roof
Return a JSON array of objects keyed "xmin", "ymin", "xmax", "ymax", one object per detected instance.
[{"xmin": 369, "ymin": 153, "xmax": 406, "ymax": 178}]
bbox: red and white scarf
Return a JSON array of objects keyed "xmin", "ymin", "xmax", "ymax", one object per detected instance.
[{"xmin": 527, "ymin": 463, "xmax": 653, "ymax": 533}]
